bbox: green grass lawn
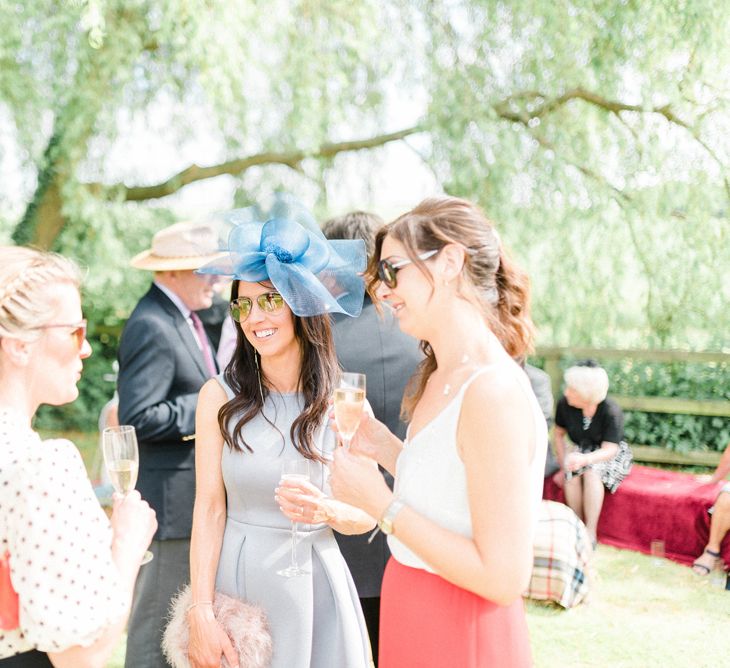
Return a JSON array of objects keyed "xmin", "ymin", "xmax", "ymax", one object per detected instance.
[
  {"xmin": 43, "ymin": 432, "xmax": 729, "ymax": 667},
  {"xmin": 527, "ymin": 545, "xmax": 729, "ymax": 668}
]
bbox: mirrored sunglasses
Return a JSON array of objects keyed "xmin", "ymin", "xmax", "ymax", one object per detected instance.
[
  {"xmin": 230, "ymin": 292, "xmax": 286, "ymax": 322},
  {"xmin": 377, "ymin": 249, "xmax": 439, "ymax": 289},
  {"xmin": 34, "ymin": 319, "xmax": 88, "ymax": 350}
]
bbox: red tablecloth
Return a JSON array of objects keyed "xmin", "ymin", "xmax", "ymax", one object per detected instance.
[{"xmin": 543, "ymin": 465, "xmax": 730, "ymax": 566}]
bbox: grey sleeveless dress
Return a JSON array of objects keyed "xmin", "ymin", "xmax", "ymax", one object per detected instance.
[{"xmin": 214, "ymin": 376, "xmax": 371, "ymax": 668}]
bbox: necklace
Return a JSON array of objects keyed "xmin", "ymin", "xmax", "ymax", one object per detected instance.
[{"xmin": 442, "ymin": 354, "xmax": 471, "ymax": 396}]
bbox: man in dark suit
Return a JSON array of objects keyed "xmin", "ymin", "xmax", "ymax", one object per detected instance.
[
  {"xmin": 323, "ymin": 211, "xmax": 422, "ymax": 665},
  {"xmin": 118, "ymin": 221, "xmax": 224, "ymax": 668}
]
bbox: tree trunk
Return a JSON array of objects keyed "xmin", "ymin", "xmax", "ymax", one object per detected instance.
[{"xmin": 12, "ymin": 132, "xmax": 68, "ymax": 250}]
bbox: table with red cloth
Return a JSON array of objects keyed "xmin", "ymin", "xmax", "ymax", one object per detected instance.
[{"xmin": 543, "ymin": 464, "xmax": 730, "ymax": 566}]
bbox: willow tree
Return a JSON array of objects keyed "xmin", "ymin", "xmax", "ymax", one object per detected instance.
[
  {"xmin": 3, "ymin": 1, "xmax": 419, "ymax": 247},
  {"xmin": 2, "ymin": 0, "xmax": 729, "ymax": 349},
  {"xmin": 420, "ymin": 0, "xmax": 730, "ymax": 349}
]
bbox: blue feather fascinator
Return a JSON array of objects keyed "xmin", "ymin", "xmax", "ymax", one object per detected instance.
[{"xmin": 197, "ymin": 196, "xmax": 365, "ymax": 318}]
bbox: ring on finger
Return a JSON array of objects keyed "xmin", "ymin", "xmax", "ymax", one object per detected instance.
[{"xmin": 299, "ymin": 505, "xmax": 304, "ymax": 514}]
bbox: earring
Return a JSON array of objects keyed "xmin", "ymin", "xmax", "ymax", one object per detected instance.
[{"xmin": 254, "ymin": 352, "xmax": 265, "ymax": 404}]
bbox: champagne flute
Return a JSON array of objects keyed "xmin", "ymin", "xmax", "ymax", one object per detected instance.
[
  {"xmin": 277, "ymin": 459, "xmax": 310, "ymax": 578},
  {"xmin": 101, "ymin": 425, "xmax": 153, "ymax": 565},
  {"xmin": 334, "ymin": 372, "xmax": 366, "ymax": 450}
]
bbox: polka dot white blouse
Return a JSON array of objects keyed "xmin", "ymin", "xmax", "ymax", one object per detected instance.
[{"xmin": 0, "ymin": 409, "xmax": 126, "ymax": 657}]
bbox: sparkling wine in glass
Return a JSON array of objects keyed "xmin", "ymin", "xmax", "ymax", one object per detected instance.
[
  {"xmin": 334, "ymin": 372, "xmax": 366, "ymax": 449},
  {"xmin": 102, "ymin": 425, "xmax": 153, "ymax": 565},
  {"xmin": 277, "ymin": 459, "xmax": 310, "ymax": 578},
  {"xmin": 108, "ymin": 458, "xmax": 138, "ymax": 495}
]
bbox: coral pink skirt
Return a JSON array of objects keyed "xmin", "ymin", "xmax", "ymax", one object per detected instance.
[{"xmin": 379, "ymin": 558, "xmax": 532, "ymax": 667}]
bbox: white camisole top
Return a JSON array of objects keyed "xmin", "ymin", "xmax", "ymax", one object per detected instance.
[{"xmin": 387, "ymin": 364, "xmax": 548, "ymax": 573}]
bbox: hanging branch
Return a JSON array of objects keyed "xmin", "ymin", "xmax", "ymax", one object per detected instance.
[{"xmin": 86, "ymin": 126, "xmax": 423, "ymax": 201}]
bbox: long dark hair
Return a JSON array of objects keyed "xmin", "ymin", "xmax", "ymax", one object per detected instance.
[
  {"xmin": 366, "ymin": 196, "xmax": 534, "ymax": 421},
  {"xmin": 218, "ymin": 280, "xmax": 339, "ymax": 462}
]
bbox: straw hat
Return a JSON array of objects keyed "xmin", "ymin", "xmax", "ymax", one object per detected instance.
[{"xmin": 130, "ymin": 221, "xmax": 227, "ymax": 271}]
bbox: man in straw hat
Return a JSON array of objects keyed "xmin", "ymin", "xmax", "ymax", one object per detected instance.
[{"xmin": 117, "ymin": 221, "xmax": 225, "ymax": 668}]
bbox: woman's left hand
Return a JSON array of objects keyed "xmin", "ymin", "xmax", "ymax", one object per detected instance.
[
  {"xmin": 564, "ymin": 451, "xmax": 588, "ymax": 472},
  {"xmin": 275, "ymin": 478, "xmax": 334, "ymax": 525},
  {"xmin": 329, "ymin": 446, "xmax": 392, "ymax": 519}
]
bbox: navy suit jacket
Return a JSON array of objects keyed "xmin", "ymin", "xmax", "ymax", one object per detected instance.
[
  {"xmin": 332, "ymin": 296, "xmax": 422, "ymax": 598},
  {"xmin": 117, "ymin": 284, "xmax": 215, "ymax": 540}
]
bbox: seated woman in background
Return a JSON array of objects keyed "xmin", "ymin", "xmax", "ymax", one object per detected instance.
[
  {"xmin": 692, "ymin": 444, "xmax": 730, "ymax": 575},
  {"xmin": 554, "ymin": 361, "xmax": 632, "ymax": 546},
  {"xmin": 0, "ymin": 247, "xmax": 156, "ymax": 667}
]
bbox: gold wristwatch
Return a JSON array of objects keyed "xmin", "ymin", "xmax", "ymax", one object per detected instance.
[{"xmin": 378, "ymin": 499, "xmax": 405, "ymax": 535}]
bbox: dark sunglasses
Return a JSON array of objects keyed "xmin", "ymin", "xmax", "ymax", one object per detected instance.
[
  {"xmin": 377, "ymin": 249, "xmax": 439, "ymax": 289},
  {"xmin": 34, "ymin": 319, "xmax": 88, "ymax": 350},
  {"xmin": 230, "ymin": 292, "xmax": 286, "ymax": 322}
]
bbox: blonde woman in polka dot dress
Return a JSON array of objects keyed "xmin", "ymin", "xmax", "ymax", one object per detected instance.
[{"xmin": 0, "ymin": 247, "xmax": 157, "ymax": 668}]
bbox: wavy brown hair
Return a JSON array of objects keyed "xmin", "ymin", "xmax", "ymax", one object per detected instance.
[
  {"xmin": 218, "ymin": 280, "xmax": 339, "ymax": 462},
  {"xmin": 366, "ymin": 197, "xmax": 534, "ymax": 420}
]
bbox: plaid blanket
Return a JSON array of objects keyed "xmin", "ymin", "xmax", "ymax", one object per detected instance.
[{"xmin": 524, "ymin": 500, "xmax": 592, "ymax": 609}]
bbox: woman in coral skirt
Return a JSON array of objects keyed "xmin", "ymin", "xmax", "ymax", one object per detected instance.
[{"xmin": 330, "ymin": 197, "xmax": 547, "ymax": 667}]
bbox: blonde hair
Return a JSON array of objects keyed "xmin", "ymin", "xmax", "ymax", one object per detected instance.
[
  {"xmin": 564, "ymin": 365, "xmax": 609, "ymax": 404},
  {"xmin": 0, "ymin": 246, "xmax": 82, "ymax": 343}
]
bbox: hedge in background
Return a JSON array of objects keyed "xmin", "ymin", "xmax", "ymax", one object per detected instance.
[{"xmin": 605, "ymin": 359, "xmax": 730, "ymax": 454}]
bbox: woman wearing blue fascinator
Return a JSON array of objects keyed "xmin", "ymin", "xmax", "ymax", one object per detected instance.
[{"xmin": 186, "ymin": 198, "xmax": 374, "ymax": 668}]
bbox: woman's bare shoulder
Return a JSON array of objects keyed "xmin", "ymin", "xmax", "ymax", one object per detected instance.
[
  {"xmin": 199, "ymin": 377, "xmax": 228, "ymax": 405},
  {"xmin": 463, "ymin": 364, "xmax": 530, "ymax": 406}
]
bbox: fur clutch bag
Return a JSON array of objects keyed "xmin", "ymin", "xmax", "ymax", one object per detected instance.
[{"xmin": 162, "ymin": 584, "xmax": 272, "ymax": 668}]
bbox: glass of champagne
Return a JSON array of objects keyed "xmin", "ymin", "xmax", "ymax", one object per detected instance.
[
  {"xmin": 277, "ymin": 459, "xmax": 310, "ymax": 578},
  {"xmin": 334, "ymin": 372, "xmax": 366, "ymax": 450},
  {"xmin": 101, "ymin": 425, "xmax": 153, "ymax": 565}
]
